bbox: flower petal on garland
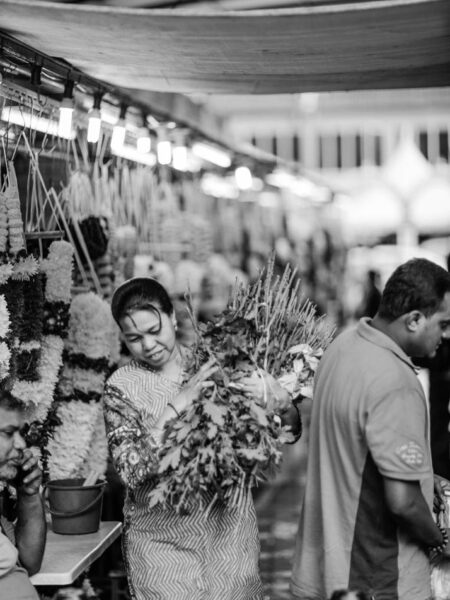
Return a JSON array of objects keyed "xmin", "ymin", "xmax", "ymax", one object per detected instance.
[
  {"xmin": 0, "ymin": 264, "xmax": 13, "ymax": 286},
  {"xmin": 48, "ymin": 400, "xmax": 99, "ymax": 480},
  {"xmin": 12, "ymin": 255, "xmax": 39, "ymax": 281},
  {"xmin": 58, "ymin": 366, "xmax": 106, "ymax": 397},
  {"xmin": 41, "ymin": 241, "xmax": 74, "ymax": 304},
  {"xmin": 79, "ymin": 407, "xmax": 108, "ymax": 479},
  {"xmin": 66, "ymin": 293, "xmax": 114, "ymax": 359},
  {"xmin": 14, "ymin": 335, "xmax": 64, "ymax": 413},
  {"xmin": 0, "ymin": 295, "xmax": 10, "ymax": 339},
  {"xmin": 0, "ymin": 342, "xmax": 11, "ymax": 381}
]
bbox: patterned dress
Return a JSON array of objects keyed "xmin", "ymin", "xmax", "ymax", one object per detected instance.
[{"xmin": 103, "ymin": 359, "xmax": 264, "ymax": 600}]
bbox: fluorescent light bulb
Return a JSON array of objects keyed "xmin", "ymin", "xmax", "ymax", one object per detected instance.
[
  {"xmin": 172, "ymin": 145, "xmax": 188, "ymax": 171},
  {"xmin": 192, "ymin": 142, "xmax": 231, "ymax": 168},
  {"xmin": 111, "ymin": 119, "xmax": 126, "ymax": 150},
  {"xmin": 58, "ymin": 97, "xmax": 74, "ymax": 139},
  {"xmin": 111, "ymin": 143, "xmax": 156, "ymax": 166},
  {"xmin": 157, "ymin": 140, "xmax": 172, "ymax": 165},
  {"xmin": 235, "ymin": 166, "xmax": 253, "ymax": 190},
  {"xmin": 137, "ymin": 128, "xmax": 151, "ymax": 154},
  {"xmin": 87, "ymin": 108, "xmax": 102, "ymax": 143},
  {"xmin": 1, "ymin": 106, "xmax": 62, "ymax": 137}
]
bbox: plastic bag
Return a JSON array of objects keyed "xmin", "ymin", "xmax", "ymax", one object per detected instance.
[
  {"xmin": 431, "ymin": 556, "xmax": 450, "ymax": 600},
  {"xmin": 431, "ymin": 485, "xmax": 450, "ymax": 599}
]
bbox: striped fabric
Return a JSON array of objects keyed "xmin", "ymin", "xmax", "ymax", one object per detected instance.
[{"xmin": 104, "ymin": 361, "xmax": 264, "ymax": 600}]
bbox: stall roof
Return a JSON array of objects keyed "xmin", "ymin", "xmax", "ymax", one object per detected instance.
[{"xmin": 0, "ymin": 0, "xmax": 449, "ymax": 95}]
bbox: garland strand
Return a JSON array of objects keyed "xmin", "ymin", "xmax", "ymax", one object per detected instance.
[{"xmin": 49, "ymin": 292, "xmax": 116, "ymax": 480}]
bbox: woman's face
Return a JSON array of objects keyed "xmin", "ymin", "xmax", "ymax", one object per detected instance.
[{"xmin": 120, "ymin": 307, "xmax": 177, "ymax": 370}]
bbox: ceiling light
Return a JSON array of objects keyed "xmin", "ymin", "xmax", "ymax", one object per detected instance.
[
  {"xmin": 111, "ymin": 143, "xmax": 157, "ymax": 166},
  {"xmin": 192, "ymin": 141, "xmax": 231, "ymax": 168},
  {"xmin": 111, "ymin": 104, "xmax": 127, "ymax": 150},
  {"xmin": 87, "ymin": 92, "xmax": 103, "ymax": 144},
  {"xmin": 58, "ymin": 79, "xmax": 74, "ymax": 139},
  {"xmin": 172, "ymin": 145, "xmax": 188, "ymax": 171},
  {"xmin": 2, "ymin": 106, "xmax": 62, "ymax": 137},
  {"xmin": 137, "ymin": 127, "xmax": 151, "ymax": 154},
  {"xmin": 235, "ymin": 166, "xmax": 253, "ymax": 190},
  {"xmin": 156, "ymin": 129, "xmax": 172, "ymax": 165}
]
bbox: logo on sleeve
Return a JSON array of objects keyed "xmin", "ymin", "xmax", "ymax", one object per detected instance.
[{"xmin": 395, "ymin": 441, "xmax": 425, "ymax": 467}]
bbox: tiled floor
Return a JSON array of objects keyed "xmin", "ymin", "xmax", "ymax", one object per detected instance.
[{"xmin": 255, "ymin": 423, "xmax": 309, "ymax": 600}]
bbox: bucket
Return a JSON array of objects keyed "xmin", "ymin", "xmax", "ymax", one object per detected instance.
[{"xmin": 47, "ymin": 478, "xmax": 105, "ymax": 535}]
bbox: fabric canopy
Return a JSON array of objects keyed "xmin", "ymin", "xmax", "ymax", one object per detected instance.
[{"xmin": 0, "ymin": 0, "xmax": 449, "ymax": 95}]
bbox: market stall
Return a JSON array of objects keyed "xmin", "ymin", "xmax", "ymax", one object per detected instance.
[{"xmin": 0, "ymin": 1, "xmax": 448, "ymax": 598}]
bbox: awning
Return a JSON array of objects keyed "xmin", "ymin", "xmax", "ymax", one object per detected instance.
[{"xmin": 0, "ymin": 0, "xmax": 449, "ymax": 95}]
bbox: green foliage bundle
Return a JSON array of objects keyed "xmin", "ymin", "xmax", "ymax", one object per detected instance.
[{"xmin": 149, "ymin": 256, "xmax": 334, "ymax": 513}]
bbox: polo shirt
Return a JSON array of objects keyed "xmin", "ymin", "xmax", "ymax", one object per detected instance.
[{"xmin": 290, "ymin": 318, "xmax": 433, "ymax": 600}]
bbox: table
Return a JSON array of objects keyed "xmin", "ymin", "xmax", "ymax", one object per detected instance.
[{"xmin": 30, "ymin": 521, "xmax": 122, "ymax": 586}]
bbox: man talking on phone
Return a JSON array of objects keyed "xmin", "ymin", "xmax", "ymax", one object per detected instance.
[{"xmin": 0, "ymin": 390, "xmax": 46, "ymax": 599}]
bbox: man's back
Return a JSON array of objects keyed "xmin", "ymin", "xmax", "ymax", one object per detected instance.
[{"xmin": 291, "ymin": 319, "xmax": 434, "ymax": 600}]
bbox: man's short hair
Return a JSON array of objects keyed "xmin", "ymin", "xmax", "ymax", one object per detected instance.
[
  {"xmin": 378, "ymin": 258, "xmax": 450, "ymax": 322},
  {"xmin": 0, "ymin": 389, "xmax": 25, "ymax": 413}
]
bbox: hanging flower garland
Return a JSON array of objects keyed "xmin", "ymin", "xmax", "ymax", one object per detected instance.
[
  {"xmin": 0, "ymin": 295, "xmax": 11, "ymax": 382},
  {"xmin": 0, "ymin": 164, "xmax": 42, "ymax": 386},
  {"xmin": 14, "ymin": 241, "xmax": 74, "ymax": 478},
  {"xmin": 48, "ymin": 292, "xmax": 116, "ymax": 480}
]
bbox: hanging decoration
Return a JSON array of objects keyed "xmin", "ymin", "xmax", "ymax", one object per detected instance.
[
  {"xmin": 15, "ymin": 241, "xmax": 74, "ymax": 478},
  {"xmin": 48, "ymin": 292, "xmax": 118, "ymax": 480}
]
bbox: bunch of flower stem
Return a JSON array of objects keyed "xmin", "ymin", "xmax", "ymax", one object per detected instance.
[{"xmin": 194, "ymin": 255, "xmax": 333, "ymax": 377}]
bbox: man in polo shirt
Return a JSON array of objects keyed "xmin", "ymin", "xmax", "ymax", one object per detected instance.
[
  {"xmin": 291, "ymin": 258, "xmax": 450, "ymax": 600},
  {"xmin": 0, "ymin": 390, "xmax": 46, "ymax": 599}
]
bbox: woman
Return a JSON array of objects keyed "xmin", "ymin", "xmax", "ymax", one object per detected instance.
[{"xmin": 103, "ymin": 276, "xmax": 299, "ymax": 600}]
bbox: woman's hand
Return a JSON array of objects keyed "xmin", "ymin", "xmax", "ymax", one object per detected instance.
[
  {"xmin": 237, "ymin": 369, "xmax": 291, "ymax": 412},
  {"xmin": 172, "ymin": 357, "xmax": 218, "ymax": 414}
]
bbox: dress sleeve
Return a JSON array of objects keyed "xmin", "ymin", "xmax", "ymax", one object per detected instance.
[
  {"xmin": 365, "ymin": 386, "xmax": 431, "ymax": 480},
  {"xmin": 103, "ymin": 383, "xmax": 159, "ymax": 489}
]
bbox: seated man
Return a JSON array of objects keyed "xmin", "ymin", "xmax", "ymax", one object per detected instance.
[{"xmin": 0, "ymin": 390, "xmax": 46, "ymax": 599}]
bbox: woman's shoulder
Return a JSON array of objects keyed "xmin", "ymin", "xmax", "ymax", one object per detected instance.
[{"xmin": 106, "ymin": 360, "xmax": 145, "ymax": 389}]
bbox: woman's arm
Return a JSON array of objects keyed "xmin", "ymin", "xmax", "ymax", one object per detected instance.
[
  {"xmin": 153, "ymin": 358, "xmax": 218, "ymax": 432},
  {"xmin": 103, "ymin": 384, "xmax": 159, "ymax": 489}
]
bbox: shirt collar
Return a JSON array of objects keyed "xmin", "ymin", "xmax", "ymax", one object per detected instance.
[{"xmin": 356, "ymin": 317, "xmax": 420, "ymax": 373}]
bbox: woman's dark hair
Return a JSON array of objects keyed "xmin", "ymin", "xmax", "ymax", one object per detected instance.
[
  {"xmin": 378, "ymin": 258, "xmax": 450, "ymax": 322},
  {"xmin": 111, "ymin": 277, "xmax": 173, "ymax": 325}
]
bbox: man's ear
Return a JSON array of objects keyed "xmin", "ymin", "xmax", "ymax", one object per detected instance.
[{"xmin": 404, "ymin": 310, "xmax": 424, "ymax": 332}]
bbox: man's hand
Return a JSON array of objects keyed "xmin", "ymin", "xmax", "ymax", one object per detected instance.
[
  {"xmin": 17, "ymin": 449, "xmax": 42, "ymax": 497},
  {"xmin": 433, "ymin": 474, "xmax": 450, "ymax": 515}
]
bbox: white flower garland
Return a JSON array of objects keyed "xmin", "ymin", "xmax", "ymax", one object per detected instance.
[
  {"xmin": 48, "ymin": 400, "xmax": 100, "ymax": 480},
  {"xmin": 12, "ymin": 241, "xmax": 74, "ymax": 415},
  {"xmin": 0, "ymin": 192, "xmax": 8, "ymax": 254},
  {"xmin": 17, "ymin": 335, "xmax": 65, "ymax": 418},
  {"xmin": 0, "ymin": 295, "xmax": 10, "ymax": 382},
  {"xmin": 5, "ymin": 183, "xmax": 25, "ymax": 255},
  {"xmin": 41, "ymin": 241, "xmax": 74, "ymax": 304},
  {"xmin": 49, "ymin": 292, "xmax": 115, "ymax": 479},
  {"xmin": 11, "ymin": 255, "xmax": 39, "ymax": 281},
  {"xmin": 0, "ymin": 295, "xmax": 10, "ymax": 340},
  {"xmin": 65, "ymin": 293, "xmax": 114, "ymax": 359}
]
